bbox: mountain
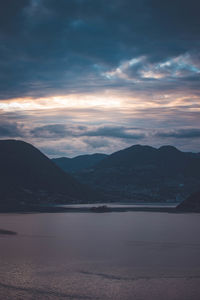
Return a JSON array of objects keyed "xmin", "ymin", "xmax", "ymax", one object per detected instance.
[
  {"xmin": 95, "ymin": 145, "xmax": 195, "ymax": 172},
  {"xmin": 177, "ymin": 190, "xmax": 200, "ymax": 211},
  {"xmin": 72, "ymin": 144, "xmax": 200, "ymax": 202},
  {"xmin": 0, "ymin": 140, "xmax": 96, "ymax": 208},
  {"xmin": 52, "ymin": 153, "xmax": 108, "ymax": 173}
]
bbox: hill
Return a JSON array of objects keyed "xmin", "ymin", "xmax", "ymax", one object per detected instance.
[
  {"xmin": 52, "ymin": 153, "xmax": 108, "ymax": 173},
  {"xmin": 72, "ymin": 144, "xmax": 200, "ymax": 202},
  {"xmin": 0, "ymin": 140, "xmax": 96, "ymax": 208},
  {"xmin": 177, "ymin": 190, "xmax": 200, "ymax": 211}
]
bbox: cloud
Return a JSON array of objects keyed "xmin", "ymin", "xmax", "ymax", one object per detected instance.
[
  {"xmin": 0, "ymin": 0, "xmax": 200, "ymax": 99},
  {"xmin": 0, "ymin": 0, "xmax": 200, "ymax": 156},
  {"xmin": 30, "ymin": 124, "xmax": 145, "ymax": 140},
  {"xmin": 30, "ymin": 124, "xmax": 68, "ymax": 138},
  {"xmin": 140, "ymin": 53, "xmax": 200, "ymax": 79},
  {"xmin": 38, "ymin": 146, "xmax": 71, "ymax": 157},
  {"xmin": 83, "ymin": 137, "xmax": 110, "ymax": 149},
  {"xmin": 84, "ymin": 126, "xmax": 145, "ymax": 139},
  {"xmin": 156, "ymin": 128, "xmax": 200, "ymax": 139},
  {"xmin": 102, "ymin": 56, "xmax": 145, "ymax": 81},
  {"xmin": 0, "ymin": 0, "xmax": 29, "ymax": 35},
  {"xmin": 102, "ymin": 53, "xmax": 200, "ymax": 85},
  {"xmin": 0, "ymin": 122, "xmax": 24, "ymax": 138}
]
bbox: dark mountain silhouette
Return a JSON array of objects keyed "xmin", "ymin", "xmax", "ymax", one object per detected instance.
[
  {"xmin": 96, "ymin": 145, "xmax": 197, "ymax": 173},
  {"xmin": 52, "ymin": 153, "xmax": 107, "ymax": 173},
  {"xmin": 72, "ymin": 144, "xmax": 200, "ymax": 202},
  {"xmin": 0, "ymin": 140, "xmax": 96, "ymax": 208},
  {"xmin": 177, "ymin": 189, "xmax": 200, "ymax": 211}
]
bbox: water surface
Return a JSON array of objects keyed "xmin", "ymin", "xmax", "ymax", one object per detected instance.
[{"xmin": 0, "ymin": 212, "xmax": 200, "ymax": 299}]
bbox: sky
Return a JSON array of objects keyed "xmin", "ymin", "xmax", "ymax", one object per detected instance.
[{"xmin": 0, "ymin": 0, "xmax": 200, "ymax": 157}]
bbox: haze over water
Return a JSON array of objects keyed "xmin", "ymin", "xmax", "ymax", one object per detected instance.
[{"xmin": 0, "ymin": 211, "xmax": 200, "ymax": 299}]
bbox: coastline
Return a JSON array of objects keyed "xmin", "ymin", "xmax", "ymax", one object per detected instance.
[{"xmin": 0, "ymin": 204, "xmax": 199, "ymax": 214}]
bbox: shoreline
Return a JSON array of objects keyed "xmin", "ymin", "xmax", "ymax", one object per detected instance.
[{"xmin": 0, "ymin": 205, "xmax": 199, "ymax": 214}]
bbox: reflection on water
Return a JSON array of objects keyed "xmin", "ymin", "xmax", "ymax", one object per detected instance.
[
  {"xmin": 0, "ymin": 212, "xmax": 200, "ymax": 299},
  {"xmin": 61, "ymin": 202, "xmax": 178, "ymax": 208}
]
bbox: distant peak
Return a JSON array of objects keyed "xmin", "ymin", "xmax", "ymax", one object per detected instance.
[
  {"xmin": 127, "ymin": 144, "xmax": 156, "ymax": 151},
  {"xmin": 159, "ymin": 145, "xmax": 180, "ymax": 152}
]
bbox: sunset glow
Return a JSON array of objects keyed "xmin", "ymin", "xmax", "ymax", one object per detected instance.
[{"xmin": 0, "ymin": 0, "xmax": 199, "ymax": 156}]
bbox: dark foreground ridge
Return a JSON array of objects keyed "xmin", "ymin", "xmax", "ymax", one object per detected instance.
[
  {"xmin": 177, "ymin": 190, "xmax": 200, "ymax": 212},
  {"xmin": 0, "ymin": 139, "xmax": 200, "ymax": 213},
  {"xmin": 0, "ymin": 139, "xmax": 97, "ymax": 209}
]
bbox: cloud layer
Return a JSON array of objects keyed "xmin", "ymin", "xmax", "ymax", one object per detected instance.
[
  {"xmin": 0, "ymin": 0, "xmax": 200, "ymax": 156},
  {"xmin": 0, "ymin": 0, "xmax": 200, "ymax": 99}
]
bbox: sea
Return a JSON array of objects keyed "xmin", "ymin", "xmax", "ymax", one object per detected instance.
[{"xmin": 0, "ymin": 205, "xmax": 200, "ymax": 299}]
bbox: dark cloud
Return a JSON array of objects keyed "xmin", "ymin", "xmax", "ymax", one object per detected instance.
[
  {"xmin": 83, "ymin": 138, "xmax": 110, "ymax": 149},
  {"xmin": 0, "ymin": 0, "xmax": 29, "ymax": 35},
  {"xmin": 30, "ymin": 124, "xmax": 67, "ymax": 138},
  {"xmin": 0, "ymin": 0, "xmax": 199, "ymax": 99},
  {"xmin": 156, "ymin": 128, "xmax": 200, "ymax": 139},
  {"xmin": 30, "ymin": 124, "xmax": 145, "ymax": 140},
  {"xmin": 84, "ymin": 126, "xmax": 145, "ymax": 139},
  {"xmin": 1, "ymin": 117, "xmax": 200, "ymax": 155},
  {"xmin": 0, "ymin": 1, "xmax": 200, "ymax": 156},
  {"xmin": 0, "ymin": 122, "xmax": 24, "ymax": 138}
]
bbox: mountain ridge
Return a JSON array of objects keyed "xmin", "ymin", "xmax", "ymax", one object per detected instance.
[
  {"xmin": 66, "ymin": 144, "xmax": 200, "ymax": 202},
  {"xmin": 52, "ymin": 153, "xmax": 108, "ymax": 173},
  {"xmin": 0, "ymin": 139, "xmax": 96, "ymax": 207}
]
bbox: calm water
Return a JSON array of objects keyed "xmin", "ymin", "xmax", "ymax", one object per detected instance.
[
  {"xmin": 0, "ymin": 211, "xmax": 200, "ymax": 300},
  {"xmin": 61, "ymin": 202, "xmax": 178, "ymax": 208}
]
